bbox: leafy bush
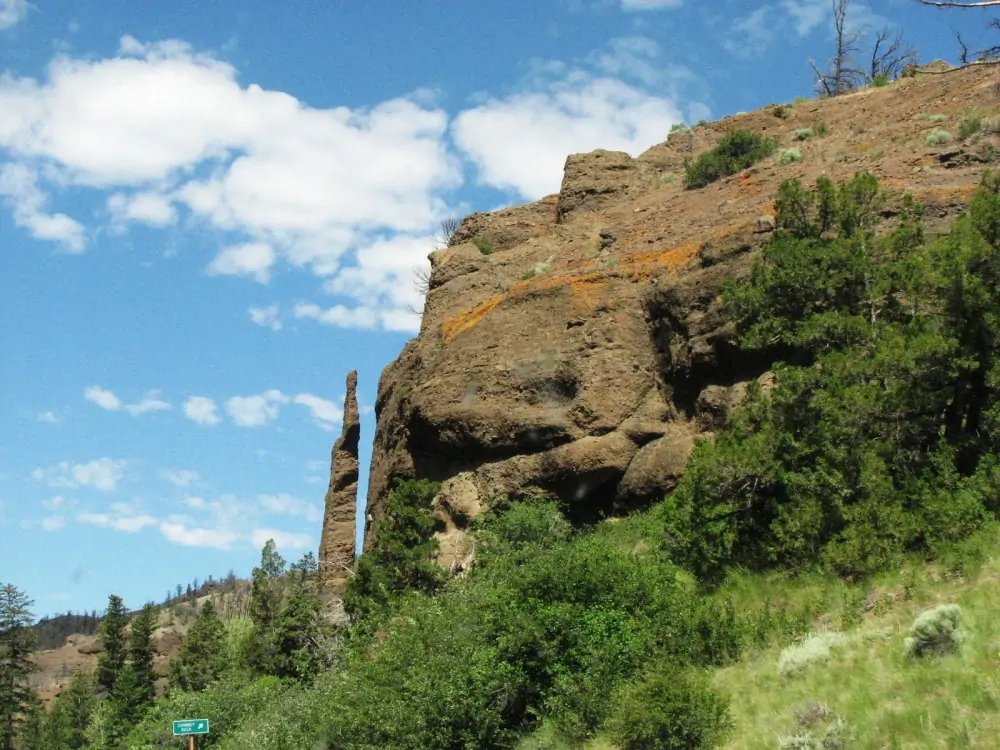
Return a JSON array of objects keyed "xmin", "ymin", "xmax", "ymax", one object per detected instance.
[
  {"xmin": 905, "ymin": 604, "xmax": 965, "ymax": 657},
  {"xmin": 684, "ymin": 130, "xmax": 780, "ymax": 189},
  {"xmin": 661, "ymin": 172, "xmax": 679, "ymax": 184},
  {"xmin": 926, "ymin": 129, "xmax": 953, "ymax": 145},
  {"xmin": 793, "ymin": 128, "xmax": 813, "ymax": 141},
  {"xmin": 793, "ymin": 96, "xmax": 809, "ymax": 105},
  {"xmin": 871, "ymin": 72, "xmax": 891, "ymax": 87},
  {"xmin": 473, "ymin": 235, "xmax": 493, "ymax": 255},
  {"xmin": 813, "ymin": 121, "xmax": 829, "ymax": 137},
  {"xmin": 773, "ymin": 105, "xmax": 789, "ymax": 119},
  {"xmin": 779, "ymin": 148, "xmax": 803, "ymax": 164},
  {"xmin": 959, "ymin": 117, "xmax": 983, "ymax": 140},
  {"xmin": 342, "ymin": 478, "xmax": 445, "ymax": 618},
  {"xmin": 605, "ymin": 665, "xmax": 732, "ymax": 750}
]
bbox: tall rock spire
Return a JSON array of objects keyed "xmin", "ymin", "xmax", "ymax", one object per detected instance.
[{"xmin": 319, "ymin": 370, "xmax": 359, "ymax": 593}]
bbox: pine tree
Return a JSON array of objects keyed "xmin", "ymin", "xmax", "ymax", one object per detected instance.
[
  {"xmin": 250, "ymin": 539, "xmax": 286, "ymax": 630},
  {"xmin": 167, "ymin": 600, "xmax": 226, "ymax": 692},
  {"xmin": 128, "ymin": 604, "xmax": 157, "ymax": 707},
  {"xmin": 109, "ymin": 663, "xmax": 148, "ymax": 738},
  {"xmin": 47, "ymin": 672, "xmax": 95, "ymax": 749},
  {"xmin": 95, "ymin": 595, "xmax": 128, "ymax": 695},
  {"xmin": 271, "ymin": 588, "xmax": 327, "ymax": 681},
  {"xmin": 16, "ymin": 697, "xmax": 45, "ymax": 750},
  {"xmin": 0, "ymin": 583, "xmax": 38, "ymax": 750}
]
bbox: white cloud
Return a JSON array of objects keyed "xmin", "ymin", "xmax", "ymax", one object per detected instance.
[
  {"xmin": 163, "ymin": 469, "xmax": 199, "ymax": 487},
  {"xmin": 0, "ymin": 0, "xmax": 28, "ymax": 30},
  {"xmin": 84, "ymin": 385, "xmax": 170, "ymax": 415},
  {"xmin": 251, "ymin": 528, "xmax": 313, "ymax": 551},
  {"xmin": 0, "ymin": 163, "xmax": 86, "ymax": 251},
  {"xmin": 257, "ymin": 493, "xmax": 323, "ymax": 523},
  {"xmin": 37, "ymin": 411, "xmax": 61, "ymax": 424},
  {"xmin": 33, "ymin": 458, "xmax": 126, "ymax": 492},
  {"xmin": 248, "ymin": 304, "xmax": 282, "ymax": 331},
  {"xmin": 183, "ymin": 396, "xmax": 220, "ymax": 425},
  {"xmin": 225, "ymin": 390, "xmax": 288, "ymax": 427},
  {"xmin": 42, "ymin": 516, "xmax": 66, "ymax": 531},
  {"xmin": 590, "ymin": 36, "xmax": 663, "ymax": 87},
  {"xmin": 159, "ymin": 521, "xmax": 240, "ymax": 550},
  {"xmin": 292, "ymin": 394, "xmax": 342, "ymax": 431},
  {"xmin": 296, "ymin": 234, "xmax": 430, "ymax": 335},
  {"xmin": 84, "ymin": 385, "xmax": 122, "ymax": 410},
  {"xmin": 78, "ymin": 510, "xmax": 156, "ymax": 532},
  {"xmin": 124, "ymin": 393, "xmax": 171, "ymax": 415},
  {"xmin": 620, "ymin": 0, "xmax": 682, "ymax": 10},
  {"xmin": 206, "ymin": 242, "xmax": 276, "ymax": 284},
  {"xmin": 107, "ymin": 191, "xmax": 177, "ymax": 226},
  {"xmin": 453, "ymin": 73, "xmax": 683, "ymax": 200},
  {"xmin": 43, "ymin": 495, "xmax": 68, "ymax": 511}
]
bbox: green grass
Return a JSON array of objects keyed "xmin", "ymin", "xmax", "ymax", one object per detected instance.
[
  {"xmin": 473, "ymin": 235, "xmax": 493, "ymax": 255},
  {"xmin": 916, "ymin": 113, "xmax": 948, "ymax": 122},
  {"xmin": 959, "ymin": 117, "xmax": 983, "ymax": 141},
  {"xmin": 660, "ymin": 172, "xmax": 679, "ymax": 184},
  {"xmin": 813, "ymin": 121, "xmax": 828, "ymax": 137},
  {"xmin": 711, "ymin": 528, "xmax": 1000, "ymax": 750}
]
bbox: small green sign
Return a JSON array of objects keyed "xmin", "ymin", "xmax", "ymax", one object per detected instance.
[{"xmin": 172, "ymin": 719, "xmax": 209, "ymax": 736}]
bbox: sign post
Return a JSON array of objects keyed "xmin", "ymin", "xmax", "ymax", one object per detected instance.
[{"xmin": 172, "ymin": 719, "xmax": 209, "ymax": 748}]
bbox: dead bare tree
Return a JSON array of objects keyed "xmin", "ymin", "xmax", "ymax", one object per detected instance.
[
  {"xmin": 915, "ymin": 0, "xmax": 1000, "ymax": 60},
  {"xmin": 867, "ymin": 28, "xmax": 918, "ymax": 82},
  {"xmin": 915, "ymin": 0, "xmax": 1000, "ymax": 7},
  {"xmin": 809, "ymin": 0, "xmax": 867, "ymax": 96},
  {"xmin": 433, "ymin": 216, "xmax": 461, "ymax": 250}
]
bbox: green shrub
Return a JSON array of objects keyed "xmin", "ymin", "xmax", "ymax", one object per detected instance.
[
  {"xmin": 473, "ymin": 235, "xmax": 493, "ymax": 255},
  {"xmin": 779, "ymin": 147, "xmax": 803, "ymax": 164},
  {"xmin": 605, "ymin": 665, "xmax": 732, "ymax": 750},
  {"xmin": 793, "ymin": 128, "xmax": 813, "ymax": 141},
  {"xmin": 661, "ymin": 172, "xmax": 679, "ymax": 184},
  {"xmin": 793, "ymin": 96, "xmax": 809, "ymax": 105},
  {"xmin": 698, "ymin": 119, "xmax": 710, "ymax": 126},
  {"xmin": 668, "ymin": 123, "xmax": 691, "ymax": 139},
  {"xmin": 661, "ymin": 172, "xmax": 1000, "ymax": 581},
  {"xmin": 916, "ymin": 113, "xmax": 947, "ymax": 122},
  {"xmin": 926, "ymin": 129, "xmax": 953, "ymax": 146},
  {"xmin": 342, "ymin": 478, "xmax": 445, "ymax": 618},
  {"xmin": 905, "ymin": 604, "xmax": 965, "ymax": 657},
  {"xmin": 871, "ymin": 72, "xmax": 891, "ymax": 87},
  {"xmin": 774, "ymin": 105, "xmax": 789, "ymax": 119},
  {"xmin": 814, "ymin": 121, "xmax": 829, "ymax": 137},
  {"xmin": 684, "ymin": 130, "xmax": 779, "ymax": 189},
  {"xmin": 959, "ymin": 117, "xmax": 983, "ymax": 140}
]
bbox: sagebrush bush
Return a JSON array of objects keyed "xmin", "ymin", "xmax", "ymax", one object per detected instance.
[
  {"xmin": 605, "ymin": 665, "xmax": 732, "ymax": 750},
  {"xmin": 684, "ymin": 130, "xmax": 779, "ymax": 188},
  {"xmin": 916, "ymin": 113, "xmax": 947, "ymax": 122},
  {"xmin": 959, "ymin": 117, "xmax": 983, "ymax": 140},
  {"xmin": 813, "ymin": 121, "xmax": 829, "ymax": 136},
  {"xmin": 793, "ymin": 128, "xmax": 813, "ymax": 141},
  {"xmin": 661, "ymin": 172, "xmax": 679, "ymax": 184},
  {"xmin": 905, "ymin": 604, "xmax": 965, "ymax": 657},
  {"xmin": 926, "ymin": 129, "xmax": 953, "ymax": 146},
  {"xmin": 779, "ymin": 147, "xmax": 803, "ymax": 164},
  {"xmin": 778, "ymin": 632, "xmax": 847, "ymax": 677}
]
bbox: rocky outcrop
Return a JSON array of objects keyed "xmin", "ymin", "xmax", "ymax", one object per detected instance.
[
  {"xmin": 319, "ymin": 371, "xmax": 360, "ymax": 592},
  {"xmin": 363, "ymin": 63, "xmax": 1000, "ymax": 557}
]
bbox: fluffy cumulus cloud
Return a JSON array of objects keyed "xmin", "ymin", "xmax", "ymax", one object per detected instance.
[
  {"xmin": 223, "ymin": 389, "xmax": 342, "ymax": 429},
  {"xmin": 0, "ymin": 35, "xmax": 460, "ymax": 330},
  {"xmin": 32, "ymin": 458, "xmax": 126, "ymax": 492},
  {"xmin": 84, "ymin": 385, "xmax": 170, "ymax": 415},
  {"xmin": 452, "ymin": 59, "xmax": 685, "ymax": 199},
  {"xmin": 183, "ymin": 396, "xmax": 220, "ymax": 426},
  {"xmin": 162, "ymin": 469, "xmax": 199, "ymax": 487}
]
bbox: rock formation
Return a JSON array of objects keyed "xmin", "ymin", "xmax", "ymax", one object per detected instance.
[
  {"xmin": 363, "ymin": 64, "xmax": 1000, "ymax": 564},
  {"xmin": 319, "ymin": 370, "xmax": 360, "ymax": 592}
]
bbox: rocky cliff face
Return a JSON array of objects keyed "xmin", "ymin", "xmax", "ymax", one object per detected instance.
[
  {"xmin": 319, "ymin": 371, "xmax": 360, "ymax": 591},
  {"xmin": 364, "ymin": 64, "xmax": 1000, "ymax": 565}
]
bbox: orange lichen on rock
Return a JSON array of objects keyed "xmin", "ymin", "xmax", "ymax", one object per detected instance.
[{"xmin": 441, "ymin": 295, "xmax": 505, "ymax": 342}]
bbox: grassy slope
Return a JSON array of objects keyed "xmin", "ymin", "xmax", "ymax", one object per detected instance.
[
  {"xmin": 713, "ymin": 531, "xmax": 1000, "ymax": 750},
  {"xmin": 519, "ymin": 522, "xmax": 1000, "ymax": 750}
]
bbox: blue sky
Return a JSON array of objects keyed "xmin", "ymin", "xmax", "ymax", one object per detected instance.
[{"xmin": 0, "ymin": 0, "xmax": 994, "ymax": 618}]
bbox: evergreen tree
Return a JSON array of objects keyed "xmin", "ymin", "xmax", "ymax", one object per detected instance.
[
  {"xmin": 250, "ymin": 539, "xmax": 286, "ymax": 631},
  {"xmin": 95, "ymin": 595, "xmax": 128, "ymax": 695},
  {"xmin": 0, "ymin": 583, "xmax": 38, "ymax": 750},
  {"xmin": 167, "ymin": 600, "xmax": 226, "ymax": 692},
  {"xmin": 108, "ymin": 663, "xmax": 148, "ymax": 738},
  {"xmin": 46, "ymin": 672, "xmax": 95, "ymax": 749},
  {"xmin": 128, "ymin": 604, "xmax": 157, "ymax": 707},
  {"xmin": 270, "ymin": 588, "xmax": 327, "ymax": 681},
  {"xmin": 16, "ymin": 697, "xmax": 45, "ymax": 750}
]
